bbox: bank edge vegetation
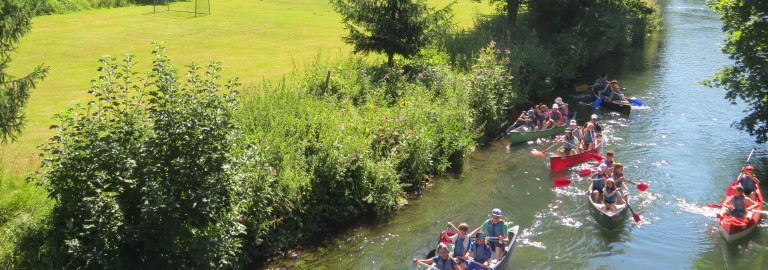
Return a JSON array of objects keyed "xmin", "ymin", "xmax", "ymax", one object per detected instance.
[{"xmin": 1, "ymin": 0, "xmax": 660, "ymax": 268}]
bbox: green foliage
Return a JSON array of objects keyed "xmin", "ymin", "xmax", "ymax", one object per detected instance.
[
  {"xmin": 330, "ymin": 0, "xmax": 455, "ymax": 65},
  {"xmin": 35, "ymin": 43, "xmax": 248, "ymax": 268},
  {"xmin": 704, "ymin": 0, "xmax": 768, "ymax": 143},
  {"xmin": 30, "ymin": 0, "xmax": 134, "ymax": 15},
  {"xmin": 0, "ymin": 0, "xmax": 49, "ymax": 143}
]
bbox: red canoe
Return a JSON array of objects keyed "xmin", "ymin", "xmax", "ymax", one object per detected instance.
[
  {"xmin": 718, "ymin": 178, "xmax": 762, "ymax": 242},
  {"xmin": 549, "ymin": 139, "xmax": 603, "ymax": 171}
]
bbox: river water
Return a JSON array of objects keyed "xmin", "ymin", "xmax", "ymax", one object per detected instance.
[{"xmin": 267, "ymin": 0, "xmax": 767, "ymax": 269}]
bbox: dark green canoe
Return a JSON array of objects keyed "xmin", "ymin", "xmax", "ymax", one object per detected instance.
[{"xmin": 508, "ymin": 123, "xmax": 567, "ymax": 144}]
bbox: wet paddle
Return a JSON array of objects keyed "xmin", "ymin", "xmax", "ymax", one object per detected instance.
[
  {"xmin": 626, "ymin": 202, "xmax": 642, "ymax": 222},
  {"xmin": 587, "ymin": 152, "xmax": 604, "ymax": 161},
  {"xmin": 579, "ymin": 169, "xmax": 593, "ymax": 177},
  {"xmin": 554, "ymin": 178, "xmax": 572, "ymax": 187},
  {"xmin": 630, "ymin": 98, "xmax": 643, "ymax": 106},
  {"xmin": 636, "ymin": 183, "xmax": 649, "ymax": 192},
  {"xmin": 707, "ymin": 204, "xmax": 723, "ymax": 209}
]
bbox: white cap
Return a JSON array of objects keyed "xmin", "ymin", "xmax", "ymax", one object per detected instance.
[
  {"xmin": 570, "ymin": 120, "xmax": 577, "ymax": 125},
  {"xmin": 553, "ymin": 104, "xmax": 559, "ymax": 109},
  {"xmin": 555, "ymin": 97, "xmax": 563, "ymax": 104},
  {"xmin": 591, "ymin": 114, "xmax": 598, "ymax": 119},
  {"xmin": 598, "ymin": 163, "xmax": 608, "ymax": 172}
]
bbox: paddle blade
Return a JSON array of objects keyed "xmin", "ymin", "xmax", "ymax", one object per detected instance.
[
  {"xmin": 632, "ymin": 212, "xmax": 641, "ymax": 222},
  {"xmin": 440, "ymin": 232, "xmax": 455, "ymax": 243},
  {"xmin": 637, "ymin": 183, "xmax": 649, "ymax": 192},
  {"xmin": 532, "ymin": 150, "xmax": 546, "ymax": 157},
  {"xmin": 579, "ymin": 169, "xmax": 593, "ymax": 177},
  {"xmin": 554, "ymin": 178, "xmax": 572, "ymax": 187},
  {"xmin": 588, "ymin": 152, "xmax": 604, "ymax": 161},
  {"xmin": 630, "ymin": 98, "xmax": 643, "ymax": 107},
  {"xmin": 426, "ymin": 249, "xmax": 435, "ymax": 259},
  {"xmin": 593, "ymin": 97, "xmax": 602, "ymax": 108},
  {"xmin": 706, "ymin": 204, "xmax": 723, "ymax": 209}
]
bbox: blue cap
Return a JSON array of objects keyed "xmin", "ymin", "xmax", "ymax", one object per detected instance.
[
  {"xmin": 492, "ymin": 208, "xmax": 502, "ymax": 217},
  {"xmin": 527, "ymin": 110, "xmax": 535, "ymax": 115},
  {"xmin": 476, "ymin": 233, "xmax": 486, "ymax": 239}
]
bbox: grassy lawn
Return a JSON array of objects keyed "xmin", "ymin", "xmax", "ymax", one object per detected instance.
[{"xmin": 2, "ymin": 0, "xmax": 493, "ymax": 179}]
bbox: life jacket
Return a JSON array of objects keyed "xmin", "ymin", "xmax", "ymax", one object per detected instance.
[
  {"xmin": 434, "ymin": 256, "xmax": 456, "ymax": 270},
  {"xmin": 453, "ymin": 235, "xmax": 469, "ymax": 256},
  {"xmin": 741, "ymin": 175, "xmax": 756, "ymax": 191},
  {"xmin": 472, "ymin": 242, "xmax": 490, "ymax": 262},
  {"xmin": 732, "ymin": 196, "xmax": 745, "ymax": 213},
  {"xmin": 583, "ymin": 130, "xmax": 594, "ymax": 143},
  {"xmin": 563, "ymin": 136, "xmax": 578, "ymax": 151},
  {"xmin": 550, "ymin": 111, "xmax": 561, "ymax": 121},
  {"xmin": 613, "ymin": 172, "xmax": 623, "ymax": 187},
  {"xmin": 592, "ymin": 174, "xmax": 606, "ymax": 190},
  {"xmin": 487, "ymin": 220, "xmax": 505, "ymax": 241},
  {"xmin": 604, "ymin": 186, "xmax": 618, "ymax": 203}
]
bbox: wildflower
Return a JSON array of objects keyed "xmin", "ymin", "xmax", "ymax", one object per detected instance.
[
  {"xmin": 385, "ymin": 74, "xmax": 389, "ymax": 79},
  {"xmin": 505, "ymin": 49, "xmax": 511, "ymax": 54},
  {"xmin": 490, "ymin": 40, "xmax": 496, "ymax": 46},
  {"xmin": 418, "ymin": 73, "xmax": 423, "ymax": 79},
  {"xmin": 397, "ymin": 69, "xmax": 404, "ymax": 74},
  {"xmin": 407, "ymin": 129, "xmax": 412, "ymax": 134},
  {"xmin": 374, "ymin": 105, "xmax": 379, "ymax": 111},
  {"xmin": 398, "ymin": 116, "xmax": 403, "ymax": 121}
]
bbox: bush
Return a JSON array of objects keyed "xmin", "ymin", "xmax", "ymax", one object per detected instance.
[{"xmin": 35, "ymin": 43, "xmax": 248, "ymax": 268}]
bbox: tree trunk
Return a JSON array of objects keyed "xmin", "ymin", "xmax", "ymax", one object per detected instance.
[
  {"xmin": 507, "ymin": 0, "xmax": 520, "ymax": 25},
  {"xmin": 387, "ymin": 53, "xmax": 394, "ymax": 66}
]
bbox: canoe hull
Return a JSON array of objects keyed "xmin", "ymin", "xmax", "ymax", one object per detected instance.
[
  {"xmin": 509, "ymin": 125, "xmax": 566, "ymax": 144},
  {"xmin": 549, "ymin": 138, "xmax": 603, "ymax": 171},
  {"xmin": 593, "ymin": 87, "xmax": 632, "ymax": 114},
  {"xmin": 718, "ymin": 179, "xmax": 762, "ymax": 242},
  {"xmin": 588, "ymin": 182, "xmax": 630, "ymax": 230},
  {"xmin": 488, "ymin": 224, "xmax": 519, "ymax": 269}
]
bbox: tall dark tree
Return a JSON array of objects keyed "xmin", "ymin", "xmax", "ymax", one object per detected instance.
[
  {"xmin": 330, "ymin": 0, "xmax": 454, "ymax": 66},
  {"xmin": 472, "ymin": 0, "xmax": 523, "ymax": 25},
  {"xmin": 0, "ymin": 1, "xmax": 48, "ymax": 143},
  {"xmin": 704, "ymin": 0, "xmax": 768, "ymax": 143}
]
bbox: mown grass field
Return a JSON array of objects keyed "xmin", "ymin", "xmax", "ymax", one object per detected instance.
[{"xmin": 2, "ymin": 0, "xmax": 492, "ymax": 178}]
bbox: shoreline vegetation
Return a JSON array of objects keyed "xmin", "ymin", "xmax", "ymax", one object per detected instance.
[{"xmin": 1, "ymin": 0, "xmax": 659, "ymax": 268}]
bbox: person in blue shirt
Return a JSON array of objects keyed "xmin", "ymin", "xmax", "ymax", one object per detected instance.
[
  {"xmin": 738, "ymin": 165, "xmax": 760, "ymax": 201},
  {"xmin": 413, "ymin": 243, "xmax": 461, "ymax": 270},
  {"xmin": 469, "ymin": 233, "xmax": 492, "ymax": 266},
  {"xmin": 602, "ymin": 178, "xmax": 622, "ymax": 212},
  {"xmin": 721, "ymin": 185, "xmax": 758, "ymax": 219},
  {"xmin": 589, "ymin": 164, "xmax": 609, "ymax": 203}
]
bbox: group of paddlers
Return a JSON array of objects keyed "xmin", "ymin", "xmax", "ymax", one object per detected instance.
[
  {"xmin": 593, "ymin": 73, "xmax": 626, "ymax": 104},
  {"xmin": 719, "ymin": 166, "xmax": 761, "ymax": 219},
  {"xmin": 585, "ymin": 150, "xmax": 638, "ymax": 212},
  {"xmin": 412, "ymin": 208, "xmax": 511, "ymax": 270},
  {"xmin": 516, "ymin": 97, "xmax": 569, "ymax": 131}
]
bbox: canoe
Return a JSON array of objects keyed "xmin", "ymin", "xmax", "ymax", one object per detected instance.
[
  {"xmin": 488, "ymin": 223, "xmax": 519, "ymax": 269},
  {"xmin": 588, "ymin": 182, "xmax": 630, "ymax": 230},
  {"xmin": 508, "ymin": 113, "xmax": 575, "ymax": 144},
  {"xmin": 592, "ymin": 87, "xmax": 632, "ymax": 114},
  {"xmin": 718, "ymin": 179, "xmax": 762, "ymax": 242},
  {"xmin": 425, "ymin": 224, "xmax": 519, "ymax": 269},
  {"xmin": 549, "ymin": 137, "xmax": 603, "ymax": 171}
]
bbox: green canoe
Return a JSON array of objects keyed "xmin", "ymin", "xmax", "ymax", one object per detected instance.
[{"xmin": 508, "ymin": 124, "xmax": 567, "ymax": 144}]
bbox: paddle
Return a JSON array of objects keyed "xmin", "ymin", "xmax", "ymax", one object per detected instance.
[
  {"xmin": 626, "ymin": 202, "xmax": 642, "ymax": 222},
  {"xmin": 593, "ymin": 96, "xmax": 602, "ymax": 108},
  {"xmin": 587, "ymin": 152, "xmax": 604, "ymax": 161},
  {"xmin": 532, "ymin": 139, "xmax": 562, "ymax": 157},
  {"xmin": 579, "ymin": 169, "xmax": 593, "ymax": 177},
  {"xmin": 630, "ymin": 98, "xmax": 643, "ymax": 107},
  {"xmin": 707, "ymin": 203, "xmax": 723, "ymax": 209},
  {"xmin": 554, "ymin": 178, "xmax": 572, "ymax": 187},
  {"xmin": 425, "ymin": 229, "xmax": 448, "ymax": 259},
  {"xmin": 636, "ymin": 183, "xmax": 649, "ymax": 192},
  {"xmin": 414, "ymin": 260, "xmax": 438, "ymax": 270}
]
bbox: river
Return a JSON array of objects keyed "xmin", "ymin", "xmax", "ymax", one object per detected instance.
[{"xmin": 266, "ymin": 0, "xmax": 767, "ymax": 269}]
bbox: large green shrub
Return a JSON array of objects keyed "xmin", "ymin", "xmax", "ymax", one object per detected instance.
[{"xmin": 35, "ymin": 44, "xmax": 248, "ymax": 268}]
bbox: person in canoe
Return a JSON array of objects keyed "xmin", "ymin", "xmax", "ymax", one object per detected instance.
[
  {"xmin": 581, "ymin": 123, "xmax": 598, "ymax": 151},
  {"xmin": 536, "ymin": 104, "xmax": 551, "ymax": 130},
  {"xmin": 738, "ymin": 165, "xmax": 760, "ymax": 201},
  {"xmin": 548, "ymin": 104, "xmax": 564, "ymax": 129},
  {"xmin": 556, "ymin": 128, "xmax": 580, "ymax": 156},
  {"xmin": 482, "ymin": 208, "xmax": 509, "ymax": 262},
  {"xmin": 446, "ymin": 222, "xmax": 481, "ymax": 269},
  {"xmin": 469, "ymin": 232, "xmax": 492, "ymax": 266},
  {"xmin": 607, "ymin": 83, "xmax": 626, "ymax": 103},
  {"xmin": 554, "ymin": 97, "xmax": 569, "ymax": 116},
  {"xmin": 593, "ymin": 73, "xmax": 615, "ymax": 97},
  {"xmin": 602, "ymin": 178, "xmax": 623, "ymax": 212},
  {"xmin": 600, "ymin": 150, "xmax": 616, "ymax": 174},
  {"xmin": 413, "ymin": 243, "xmax": 461, "ymax": 270},
  {"xmin": 519, "ymin": 109, "xmax": 537, "ymax": 130},
  {"xmin": 569, "ymin": 120, "xmax": 583, "ymax": 141},
  {"xmin": 588, "ymin": 114, "xmax": 603, "ymax": 137},
  {"xmin": 720, "ymin": 184, "xmax": 759, "ymax": 219},
  {"xmin": 589, "ymin": 164, "xmax": 609, "ymax": 203}
]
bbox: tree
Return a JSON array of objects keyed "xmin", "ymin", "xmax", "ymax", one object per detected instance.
[
  {"xmin": 330, "ymin": 0, "xmax": 454, "ymax": 66},
  {"xmin": 472, "ymin": 0, "xmax": 523, "ymax": 25},
  {"xmin": 704, "ymin": 0, "xmax": 768, "ymax": 143},
  {"xmin": 0, "ymin": 1, "xmax": 48, "ymax": 143}
]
